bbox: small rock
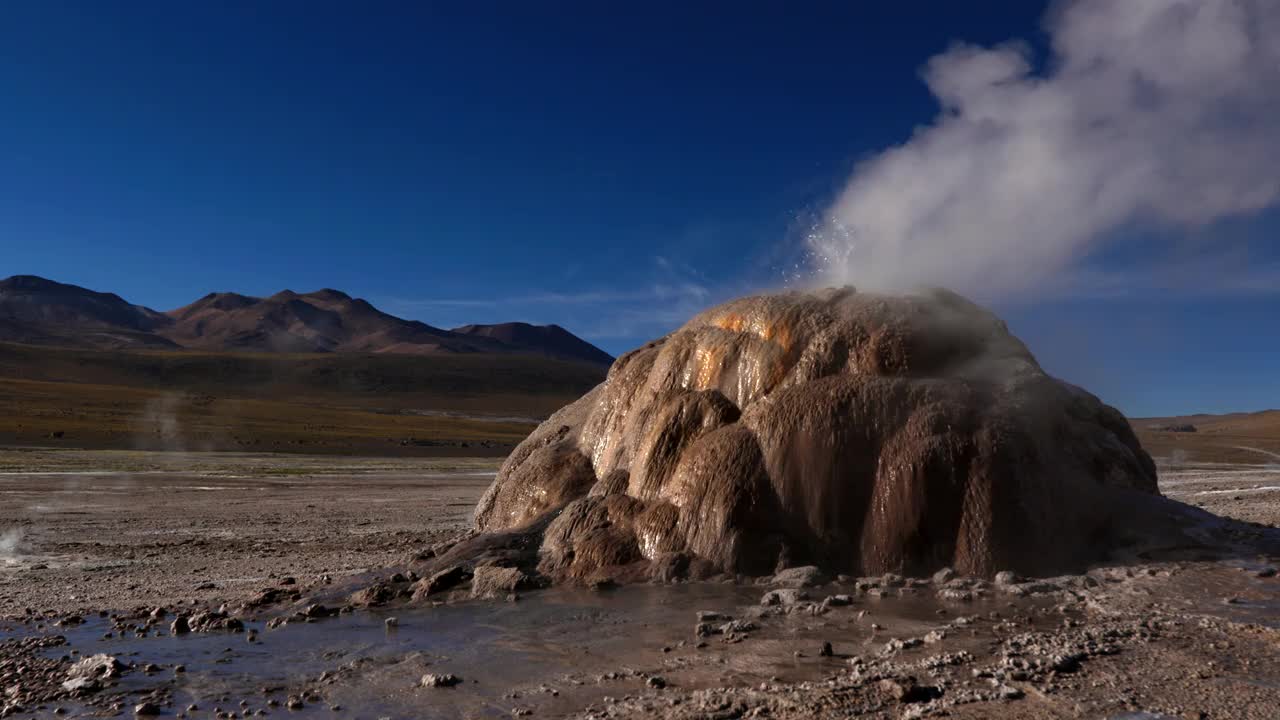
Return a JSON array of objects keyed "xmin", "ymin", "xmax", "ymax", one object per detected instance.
[
  {"xmin": 411, "ymin": 566, "xmax": 472, "ymax": 600},
  {"xmin": 994, "ymin": 570, "xmax": 1019, "ymax": 586},
  {"xmin": 819, "ymin": 641, "xmax": 833, "ymax": 657},
  {"xmin": 135, "ymin": 702, "xmax": 162, "ymax": 716},
  {"xmin": 421, "ymin": 673, "xmax": 461, "ymax": 688},
  {"xmin": 998, "ymin": 685, "xmax": 1025, "ymax": 700},
  {"xmin": 646, "ymin": 676, "xmax": 667, "ymax": 689},
  {"xmin": 471, "ymin": 566, "xmax": 526, "ymax": 598},
  {"xmin": 760, "ymin": 589, "xmax": 808, "ymax": 606},
  {"xmin": 931, "ymin": 567, "xmax": 957, "ymax": 584},
  {"xmin": 771, "ymin": 566, "xmax": 828, "ymax": 588}
]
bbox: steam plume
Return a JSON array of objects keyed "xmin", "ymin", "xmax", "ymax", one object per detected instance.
[{"xmin": 811, "ymin": 0, "xmax": 1280, "ymax": 299}]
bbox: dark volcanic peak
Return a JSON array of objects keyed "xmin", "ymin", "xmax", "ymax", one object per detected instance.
[
  {"xmin": 303, "ymin": 288, "xmax": 352, "ymax": 302},
  {"xmin": 0, "ymin": 275, "xmax": 175, "ymax": 350},
  {"xmin": 451, "ymin": 322, "xmax": 612, "ymax": 366},
  {"xmin": 0, "ymin": 275, "xmax": 609, "ymax": 363},
  {"xmin": 161, "ymin": 286, "xmax": 461, "ymax": 355}
]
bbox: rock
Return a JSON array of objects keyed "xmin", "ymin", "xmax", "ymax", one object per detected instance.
[
  {"xmin": 1256, "ymin": 566, "xmax": 1277, "ymax": 578},
  {"xmin": 932, "ymin": 567, "xmax": 957, "ymax": 584},
  {"xmin": 134, "ymin": 702, "xmax": 161, "ymax": 716},
  {"xmin": 286, "ymin": 696, "xmax": 304, "ymax": 709},
  {"xmin": 823, "ymin": 594, "xmax": 854, "ymax": 606},
  {"xmin": 771, "ymin": 566, "xmax": 828, "ymax": 588},
  {"xmin": 421, "ymin": 673, "xmax": 461, "ymax": 688},
  {"xmin": 303, "ymin": 603, "xmax": 334, "ymax": 618},
  {"xmin": 994, "ymin": 571, "xmax": 1020, "ymax": 586},
  {"xmin": 998, "ymin": 685, "xmax": 1025, "ymax": 700},
  {"xmin": 696, "ymin": 610, "xmax": 727, "ymax": 622},
  {"xmin": 881, "ymin": 637, "xmax": 923, "ymax": 656},
  {"xmin": 385, "ymin": 617, "xmax": 398, "ymax": 628},
  {"xmin": 761, "ymin": 589, "xmax": 808, "ymax": 606},
  {"xmin": 646, "ymin": 676, "xmax": 667, "ymax": 689},
  {"xmin": 720, "ymin": 620, "xmax": 757, "ymax": 634},
  {"xmin": 60, "ymin": 677, "xmax": 99, "ymax": 695},
  {"xmin": 244, "ymin": 587, "xmax": 301, "ymax": 609},
  {"xmin": 64, "ymin": 653, "xmax": 125, "ymax": 693},
  {"xmin": 878, "ymin": 678, "xmax": 942, "ymax": 704},
  {"xmin": 187, "ymin": 610, "xmax": 243, "ymax": 633},
  {"xmin": 471, "ymin": 566, "xmax": 526, "ymax": 598},
  {"xmin": 170, "ymin": 616, "xmax": 190, "ymax": 635},
  {"xmin": 349, "ymin": 582, "xmax": 399, "ymax": 607},
  {"xmin": 410, "ymin": 566, "xmax": 472, "ymax": 600},
  {"xmin": 471, "ymin": 289, "xmax": 1167, "ymax": 583},
  {"xmin": 819, "ymin": 641, "xmax": 834, "ymax": 657}
]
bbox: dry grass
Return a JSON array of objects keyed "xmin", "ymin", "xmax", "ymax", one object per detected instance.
[
  {"xmin": 0, "ymin": 342, "xmax": 605, "ymax": 456},
  {"xmin": 1134, "ymin": 410, "xmax": 1280, "ymax": 464}
]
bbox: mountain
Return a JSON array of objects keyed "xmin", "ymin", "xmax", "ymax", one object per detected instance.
[
  {"xmin": 163, "ymin": 288, "xmax": 499, "ymax": 355},
  {"xmin": 451, "ymin": 322, "xmax": 614, "ymax": 366},
  {"xmin": 0, "ymin": 275, "xmax": 612, "ymax": 365},
  {"xmin": 0, "ymin": 275, "xmax": 177, "ymax": 350}
]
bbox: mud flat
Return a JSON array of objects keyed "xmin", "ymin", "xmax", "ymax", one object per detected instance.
[{"xmin": 0, "ymin": 448, "xmax": 1278, "ymax": 719}]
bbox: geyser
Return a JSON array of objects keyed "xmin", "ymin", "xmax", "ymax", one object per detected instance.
[{"xmin": 472, "ymin": 288, "xmax": 1165, "ymax": 580}]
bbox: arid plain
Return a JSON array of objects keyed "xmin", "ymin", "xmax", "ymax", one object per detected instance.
[{"xmin": 2, "ymin": 423, "xmax": 1278, "ymax": 719}]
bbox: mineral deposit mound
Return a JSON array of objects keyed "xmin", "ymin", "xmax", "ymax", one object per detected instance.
[{"xmin": 471, "ymin": 288, "xmax": 1163, "ymax": 581}]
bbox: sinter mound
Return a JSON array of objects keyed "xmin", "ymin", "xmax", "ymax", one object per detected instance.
[{"xmin": 471, "ymin": 288, "xmax": 1161, "ymax": 581}]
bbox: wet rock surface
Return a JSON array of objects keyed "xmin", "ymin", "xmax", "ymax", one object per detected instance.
[{"xmin": 469, "ymin": 288, "xmax": 1222, "ymax": 583}]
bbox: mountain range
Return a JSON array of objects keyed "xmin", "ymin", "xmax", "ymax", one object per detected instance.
[{"xmin": 0, "ymin": 275, "xmax": 612, "ymax": 365}]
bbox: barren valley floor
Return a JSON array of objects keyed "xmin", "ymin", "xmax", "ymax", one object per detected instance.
[{"xmin": 0, "ymin": 448, "xmax": 1277, "ymax": 719}]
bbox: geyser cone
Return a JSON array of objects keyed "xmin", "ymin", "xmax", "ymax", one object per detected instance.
[{"xmin": 473, "ymin": 287, "xmax": 1159, "ymax": 579}]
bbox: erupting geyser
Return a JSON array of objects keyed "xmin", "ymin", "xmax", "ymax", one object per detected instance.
[{"xmin": 472, "ymin": 288, "xmax": 1161, "ymax": 580}]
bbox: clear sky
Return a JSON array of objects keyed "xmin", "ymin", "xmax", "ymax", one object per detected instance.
[{"xmin": 1, "ymin": 1, "xmax": 1277, "ymax": 417}]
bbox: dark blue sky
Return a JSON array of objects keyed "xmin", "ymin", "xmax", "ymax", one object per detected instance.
[{"xmin": 2, "ymin": 1, "xmax": 1276, "ymax": 416}]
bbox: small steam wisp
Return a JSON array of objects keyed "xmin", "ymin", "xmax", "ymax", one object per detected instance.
[
  {"xmin": 0, "ymin": 528, "xmax": 23, "ymax": 566},
  {"xmin": 809, "ymin": 0, "xmax": 1280, "ymax": 300}
]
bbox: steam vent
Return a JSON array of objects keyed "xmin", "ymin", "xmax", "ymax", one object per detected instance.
[{"xmin": 473, "ymin": 288, "xmax": 1159, "ymax": 580}]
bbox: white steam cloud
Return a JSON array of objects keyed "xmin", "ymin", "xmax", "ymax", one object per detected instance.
[{"xmin": 811, "ymin": 0, "xmax": 1280, "ymax": 299}]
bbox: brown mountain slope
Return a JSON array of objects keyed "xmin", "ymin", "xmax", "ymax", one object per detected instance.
[
  {"xmin": 0, "ymin": 275, "xmax": 612, "ymax": 364},
  {"xmin": 0, "ymin": 275, "xmax": 178, "ymax": 350},
  {"xmin": 450, "ymin": 322, "xmax": 614, "ymax": 366},
  {"xmin": 161, "ymin": 288, "xmax": 500, "ymax": 355}
]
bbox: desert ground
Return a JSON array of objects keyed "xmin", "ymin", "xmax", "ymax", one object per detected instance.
[
  {"xmin": 0, "ymin": 341, "xmax": 604, "ymax": 457},
  {"xmin": 1, "ymin": 444, "xmax": 1277, "ymax": 719}
]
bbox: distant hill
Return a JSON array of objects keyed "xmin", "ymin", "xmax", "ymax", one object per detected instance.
[
  {"xmin": 451, "ymin": 322, "xmax": 614, "ymax": 366},
  {"xmin": 0, "ymin": 275, "xmax": 177, "ymax": 350},
  {"xmin": 1133, "ymin": 409, "xmax": 1280, "ymax": 465},
  {"xmin": 0, "ymin": 275, "xmax": 612, "ymax": 365}
]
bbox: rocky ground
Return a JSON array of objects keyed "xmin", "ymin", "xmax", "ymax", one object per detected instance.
[
  {"xmin": 1, "ymin": 450, "xmax": 1278, "ymax": 719},
  {"xmin": 0, "ymin": 449, "xmax": 498, "ymax": 617}
]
